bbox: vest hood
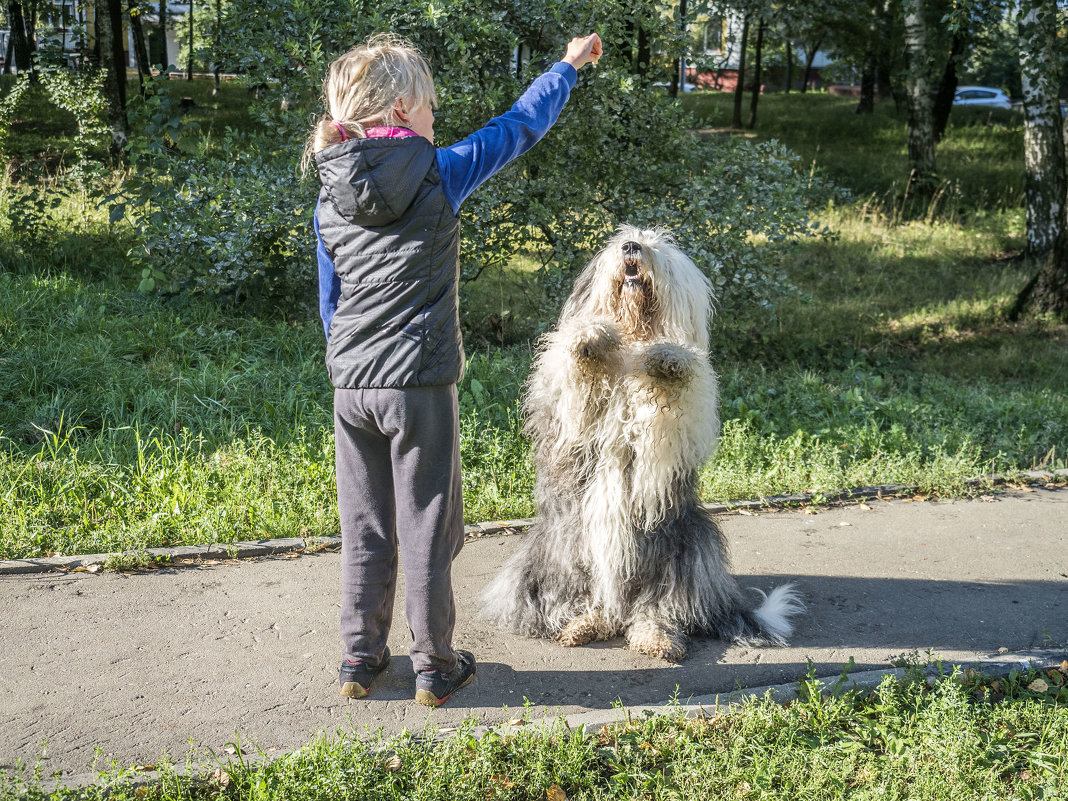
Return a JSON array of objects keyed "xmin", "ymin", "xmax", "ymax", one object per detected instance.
[{"xmin": 315, "ymin": 137, "xmax": 437, "ymax": 227}]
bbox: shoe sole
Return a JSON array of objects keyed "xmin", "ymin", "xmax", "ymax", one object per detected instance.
[
  {"xmin": 340, "ymin": 681, "xmax": 370, "ymax": 699},
  {"xmin": 414, "ymin": 673, "xmax": 474, "ymax": 708},
  {"xmin": 339, "ymin": 652, "xmax": 391, "ymax": 699}
]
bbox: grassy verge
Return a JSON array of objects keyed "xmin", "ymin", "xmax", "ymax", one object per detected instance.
[
  {"xmin": 5, "ymin": 665, "xmax": 1067, "ymax": 799},
  {"xmin": 2, "ymin": 89, "xmax": 1066, "ymax": 561}
]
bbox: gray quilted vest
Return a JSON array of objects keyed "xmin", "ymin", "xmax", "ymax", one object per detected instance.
[{"xmin": 315, "ymin": 136, "xmax": 463, "ymax": 388}]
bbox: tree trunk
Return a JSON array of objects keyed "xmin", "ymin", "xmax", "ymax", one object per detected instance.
[
  {"xmin": 187, "ymin": 0, "xmax": 194, "ymax": 80},
  {"xmin": 1028, "ymin": 234, "xmax": 1068, "ymax": 320},
  {"xmin": 876, "ymin": 0, "xmax": 896, "ymax": 104},
  {"xmin": 856, "ymin": 4, "xmax": 878, "ymax": 114},
  {"xmin": 669, "ymin": 0, "xmax": 687, "ymax": 98},
  {"xmin": 800, "ymin": 34, "xmax": 822, "ymax": 93},
  {"xmin": 2, "ymin": 32, "xmax": 12, "ymax": 74},
  {"xmin": 25, "ymin": 3, "xmax": 36, "ymax": 61},
  {"xmin": 932, "ymin": 29, "xmax": 965, "ymax": 142},
  {"xmin": 129, "ymin": 0, "xmax": 152, "ymax": 90},
  {"xmin": 783, "ymin": 26, "xmax": 792, "ymax": 92},
  {"xmin": 92, "ymin": 0, "xmax": 101, "ymax": 62},
  {"xmin": 212, "ymin": 0, "xmax": 221, "ymax": 94},
  {"xmin": 902, "ymin": 0, "xmax": 936, "ymax": 192},
  {"xmin": 1040, "ymin": 112, "xmax": 1068, "ymax": 319},
  {"xmin": 157, "ymin": 0, "xmax": 168, "ymax": 67},
  {"xmin": 857, "ymin": 49, "xmax": 876, "ymax": 113},
  {"xmin": 747, "ymin": 17, "xmax": 764, "ymax": 130},
  {"xmin": 731, "ymin": 14, "xmax": 749, "ymax": 129},
  {"xmin": 6, "ymin": 1, "xmax": 34, "ymax": 77},
  {"xmin": 96, "ymin": 0, "xmax": 130, "ymax": 160},
  {"xmin": 1017, "ymin": 0, "xmax": 1065, "ymax": 261}
]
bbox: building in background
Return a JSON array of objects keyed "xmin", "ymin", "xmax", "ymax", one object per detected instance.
[{"xmin": 0, "ymin": 0, "xmax": 190, "ymax": 72}]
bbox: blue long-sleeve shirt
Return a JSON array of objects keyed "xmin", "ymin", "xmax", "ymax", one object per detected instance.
[{"xmin": 315, "ymin": 61, "xmax": 578, "ymax": 338}]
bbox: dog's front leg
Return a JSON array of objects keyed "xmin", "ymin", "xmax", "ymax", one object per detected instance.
[
  {"xmin": 626, "ymin": 617, "xmax": 688, "ymax": 662},
  {"xmin": 558, "ymin": 609, "xmax": 620, "ymax": 647}
]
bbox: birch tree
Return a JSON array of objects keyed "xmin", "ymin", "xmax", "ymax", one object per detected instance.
[
  {"xmin": 746, "ymin": 16, "xmax": 765, "ymax": 128},
  {"xmin": 1016, "ymin": 0, "xmax": 1064, "ymax": 260},
  {"xmin": 902, "ymin": 0, "xmax": 936, "ymax": 190},
  {"xmin": 731, "ymin": 12, "xmax": 749, "ymax": 128},
  {"xmin": 1012, "ymin": 0, "xmax": 1068, "ymax": 320}
]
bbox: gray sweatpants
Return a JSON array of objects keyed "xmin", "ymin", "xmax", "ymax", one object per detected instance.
[{"xmin": 334, "ymin": 385, "xmax": 465, "ymax": 674}]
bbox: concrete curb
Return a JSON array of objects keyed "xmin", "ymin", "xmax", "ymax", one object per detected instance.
[
  {"xmin": 24, "ymin": 649, "xmax": 1068, "ymax": 795},
  {"xmin": 2, "ymin": 469, "xmax": 1065, "ymax": 577}
]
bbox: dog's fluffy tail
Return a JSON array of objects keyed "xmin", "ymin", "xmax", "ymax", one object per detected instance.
[{"xmin": 747, "ymin": 584, "xmax": 805, "ymax": 646}]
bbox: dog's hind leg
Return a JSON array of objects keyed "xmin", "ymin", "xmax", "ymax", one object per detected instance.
[
  {"xmin": 626, "ymin": 617, "xmax": 687, "ymax": 662},
  {"xmin": 558, "ymin": 609, "xmax": 619, "ymax": 647}
]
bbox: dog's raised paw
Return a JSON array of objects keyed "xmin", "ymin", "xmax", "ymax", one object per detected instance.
[
  {"xmin": 570, "ymin": 322, "xmax": 623, "ymax": 364},
  {"xmin": 643, "ymin": 343, "xmax": 696, "ymax": 385}
]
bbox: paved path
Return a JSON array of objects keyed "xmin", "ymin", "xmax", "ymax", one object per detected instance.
[{"xmin": 2, "ymin": 488, "xmax": 1066, "ymax": 784}]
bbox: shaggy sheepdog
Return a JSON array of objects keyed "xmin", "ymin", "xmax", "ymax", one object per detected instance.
[{"xmin": 481, "ymin": 225, "xmax": 803, "ymax": 661}]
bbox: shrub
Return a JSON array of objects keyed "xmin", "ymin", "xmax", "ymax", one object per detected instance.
[
  {"xmin": 137, "ymin": 0, "xmax": 834, "ymax": 310},
  {"xmin": 111, "ymin": 76, "xmax": 313, "ymax": 304},
  {"xmin": 123, "ymin": 138, "xmax": 312, "ymax": 303}
]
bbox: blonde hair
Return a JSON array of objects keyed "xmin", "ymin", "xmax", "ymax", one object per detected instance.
[{"xmin": 303, "ymin": 33, "xmax": 437, "ymax": 172}]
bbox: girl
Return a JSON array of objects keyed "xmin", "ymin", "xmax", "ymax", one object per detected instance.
[{"xmin": 307, "ymin": 32, "xmax": 602, "ymax": 706}]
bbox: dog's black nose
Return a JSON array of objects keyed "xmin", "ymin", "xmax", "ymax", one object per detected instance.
[{"xmin": 622, "ymin": 241, "xmax": 642, "ymax": 256}]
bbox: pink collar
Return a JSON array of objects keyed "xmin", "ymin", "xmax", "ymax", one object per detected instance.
[{"xmin": 364, "ymin": 126, "xmax": 419, "ymax": 139}]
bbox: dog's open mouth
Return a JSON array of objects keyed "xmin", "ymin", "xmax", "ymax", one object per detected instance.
[{"xmin": 623, "ymin": 254, "xmax": 644, "ymax": 290}]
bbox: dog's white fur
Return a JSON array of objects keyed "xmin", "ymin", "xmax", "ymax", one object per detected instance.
[{"xmin": 481, "ymin": 225, "xmax": 803, "ymax": 661}]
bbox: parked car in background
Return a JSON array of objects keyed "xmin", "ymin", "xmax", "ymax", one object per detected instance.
[{"xmin": 952, "ymin": 86, "xmax": 1014, "ymax": 110}]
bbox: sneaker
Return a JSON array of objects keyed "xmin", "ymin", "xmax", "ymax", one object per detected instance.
[
  {"xmin": 339, "ymin": 647, "xmax": 391, "ymax": 699},
  {"xmin": 414, "ymin": 650, "xmax": 476, "ymax": 707}
]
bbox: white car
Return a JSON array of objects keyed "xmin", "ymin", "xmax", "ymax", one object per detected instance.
[{"xmin": 952, "ymin": 86, "xmax": 1013, "ymax": 110}]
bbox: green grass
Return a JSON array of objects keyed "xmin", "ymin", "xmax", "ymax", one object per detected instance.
[
  {"xmin": 6, "ymin": 666, "xmax": 1067, "ymax": 799},
  {"xmin": 680, "ymin": 91, "xmax": 1025, "ymax": 208},
  {"xmin": 2, "ymin": 90, "xmax": 1066, "ymax": 559},
  {"xmin": 0, "ymin": 74, "xmax": 257, "ymax": 173}
]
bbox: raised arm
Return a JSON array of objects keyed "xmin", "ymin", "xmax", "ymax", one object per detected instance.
[{"xmin": 436, "ymin": 33, "xmax": 602, "ymax": 213}]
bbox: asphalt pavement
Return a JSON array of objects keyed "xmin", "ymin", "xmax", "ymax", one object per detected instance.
[{"xmin": 2, "ymin": 487, "xmax": 1066, "ymax": 786}]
